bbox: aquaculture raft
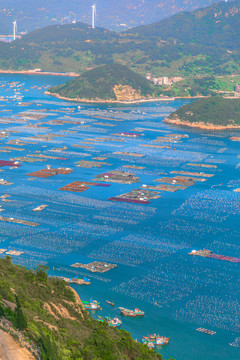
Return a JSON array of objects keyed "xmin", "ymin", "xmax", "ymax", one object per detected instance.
[
  {"xmin": 109, "ymin": 197, "xmax": 150, "ymax": 204},
  {"xmin": 189, "ymin": 249, "xmax": 240, "ymax": 263},
  {"xmin": 0, "ymin": 160, "xmax": 21, "ymax": 167}
]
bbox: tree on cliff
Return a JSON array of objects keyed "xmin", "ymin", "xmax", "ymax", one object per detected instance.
[{"xmin": 15, "ymin": 295, "xmax": 27, "ymax": 330}]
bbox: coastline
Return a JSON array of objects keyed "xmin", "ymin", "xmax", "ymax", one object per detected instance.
[
  {"xmin": 0, "ymin": 69, "xmax": 78, "ymax": 77},
  {"xmin": 164, "ymin": 116, "xmax": 240, "ymax": 130},
  {"xmin": 45, "ymin": 91, "xmax": 175, "ymax": 104}
]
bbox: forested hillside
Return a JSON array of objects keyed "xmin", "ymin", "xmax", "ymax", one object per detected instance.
[
  {"xmin": 48, "ymin": 64, "xmax": 155, "ymax": 101},
  {"xmin": 165, "ymin": 96, "xmax": 240, "ymax": 128},
  {"xmin": 0, "ymin": 256, "xmax": 163, "ymax": 360}
]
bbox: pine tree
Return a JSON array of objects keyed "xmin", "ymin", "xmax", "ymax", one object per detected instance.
[{"xmin": 15, "ymin": 295, "xmax": 27, "ymax": 330}]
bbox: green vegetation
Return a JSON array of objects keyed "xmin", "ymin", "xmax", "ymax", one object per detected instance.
[
  {"xmin": 48, "ymin": 64, "xmax": 154, "ymax": 101},
  {"xmin": 0, "ymin": 256, "xmax": 163, "ymax": 360},
  {"xmin": 0, "ymin": 0, "xmax": 220, "ymax": 34},
  {"xmin": 167, "ymin": 96, "xmax": 240, "ymax": 127},
  {"xmin": 0, "ymin": 0, "xmax": 239, "ymax": 80},
  {"xmin": 155, "ymin": 75, "xmax": 240, "ymax": 98}
]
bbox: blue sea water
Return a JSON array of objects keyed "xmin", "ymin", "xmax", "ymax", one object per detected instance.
[{"xmin": 0, "ymin": 73, "xmax": 239, "ymax": 360}]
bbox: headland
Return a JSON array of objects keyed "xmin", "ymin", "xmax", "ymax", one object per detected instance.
[{"xmin": 164, "ymin": 96, "xmax": 240, "ymax": 130}]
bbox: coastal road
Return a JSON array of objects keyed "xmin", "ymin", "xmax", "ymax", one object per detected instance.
[{"xmin": 0, "ymin": 329, "xmax": 35, "ymax": 360}]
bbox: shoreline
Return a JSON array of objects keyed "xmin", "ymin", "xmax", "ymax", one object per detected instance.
[
  {"xmin": 0, "ymin": 69, "xmax": 78, "ymax": 77},
  {"xmin": 164, "ymin": 117, "xmax": 240, "ymax": 130},
  {"xmin": 45, "ymin": 91, "xmax": 176, "ymax": 104}
]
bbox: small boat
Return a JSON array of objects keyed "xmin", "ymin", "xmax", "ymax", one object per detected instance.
[
  {"xmin": 106, "ymin": 300, "xmax": 115, "ymax": 306},
  {"xmin": 82, "ymin": 300, "xmax": 100, "ymax": 310},
  {"xmin": 147, "ymin": 342, "xmax": 155, "ymax": 349},
  {"xmin": 107, "ymin": 317, "xmax": 122, "ymax": 327},
  {"xmin": 98, "ymin": 316, "xmax": 122, "ymax": 327},
  {"xmin": 97, "ymin": 316, "xmax": 105, "ymax": 322},
  {"xmin": 156, "ymin": 336, "xmax": 169, "ymax": 345},
  {"xmin": 119, "ymin": 307, "xmax": 144, "ymax": 317}
]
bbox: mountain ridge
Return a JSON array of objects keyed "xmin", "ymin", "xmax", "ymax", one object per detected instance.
[
  {"xmin": 0, "ymin": 0, "xmax": 239, "ymax": 79},
  {"xmin": 0, "ymin": 0, "xmax": 227, "ymax": 33}
]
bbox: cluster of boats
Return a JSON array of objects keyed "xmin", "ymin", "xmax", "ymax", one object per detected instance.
[
  {"xmin": 142, "ymin": 334, "xmax": 170, "ymax": 348},
  {"xmin": 98, "ymin": 316, "xmax": 122, "ymax": 327},
  {"xmin": 82, "ymin": 300, "xmax": 169, "ymax": 346},
  {"xmin": 83, "ymin": 300, "xmax": 145, "ymax": 318}
]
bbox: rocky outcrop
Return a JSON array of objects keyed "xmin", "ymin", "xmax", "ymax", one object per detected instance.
[
  {"xmin": 113, "ymin": 84, "xmax": 142, "ymax": 101},
  {"xmin": 50, "ymin": 302, "xmax": 76, "ymax": 321}
]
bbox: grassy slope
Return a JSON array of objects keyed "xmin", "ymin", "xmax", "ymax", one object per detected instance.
[
  {"xmin": 168, "ymin": 96, "xmax": 240, "ymax": 125},
  {"xmin": 48, "ymin": 64, "xmax": 154, "ymax": 100},
  {"xmin": 0, "ymin": 256, "xmax": 163, "ymax": 360}
]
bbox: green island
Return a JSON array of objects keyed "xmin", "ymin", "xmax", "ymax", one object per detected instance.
[
  {"xmin": 47, "ymin": 64, "xmax": 158, "ymax": 103},
  {"xmin": 0, "ymin": 256, "xmax": 166, "ymax": 360},
  {"xmin": 164, "ymin": 96, "xmax": 240, "ymax": 130}
]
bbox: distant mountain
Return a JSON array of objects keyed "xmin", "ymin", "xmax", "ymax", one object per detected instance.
[
  {"xmin": 0, "ymin": 0, "xmax": 239, "ymax": 78},
  {"xmin": 129, "ymin": 0, "xmax": 240, "ymax": 49},
  {"xmin": 48, "ymin": 64, "xmax": 154, "ymax": 102},
  {"xmin": 0, "ymin": 0, "xmax": 228, "ymax": 34}
]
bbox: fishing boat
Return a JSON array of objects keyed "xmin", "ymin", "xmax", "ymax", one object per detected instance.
[
  {"xmin": 82, "ymin": 300, "xmax": 100, "ymax": 310},
  {"xmin": 147, "ymin": 342, "xmax": 155, "ymax": 349},
  {"xmin": 107, "ymin": 317, "xmax": 122, "ymax": 327},
  {"xmin": 119, "ymin": 307, "xmax": 144, "ymax": 317},
  {"xmin": 98, "ymin": 316, "xmax": 122, "ymax": 327},
  {"xmin": 97, "ymin": 316, "xmax": 105, "ymax": 322},
  {"xmin": 106, "ymin": 300, "xmax": 115, "ymax": 306},
  {"xmin": 156, "ymin": 336, "xmax": 169, "ymax": 345}
]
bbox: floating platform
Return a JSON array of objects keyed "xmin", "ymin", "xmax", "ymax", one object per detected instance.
[
  {"xmin": 0, "ymin": 160, "xmax": 21, "ymax": 167},
  {"xmin": 27, "ymin": 154, "xmax": 68, "ymax": 160},
  {"xmin": 33, "ymin": 205, "xmax": 48, "ymax": 212},
  {"xmin": 108, "ymin": 197, "xmax": 150, "ymax": 204},
  {"xmin": 189, "ymin": 249, "xmax": 240, "ymax": 263},
  {"xmin": 71, "ymin": 261, "xmax": 117, "ymax": 273},
  {"xmin": 0, "ymin": 216, "xmax": 40, "ymax": 227},
  {"xmin": 155, "ymin": 176, "xmax": 206, "ymax": 186},
  {"xmin": 170, "ymin": 171, "xmax": 214, "ymax": 178},
  {"xmin": 76, "ymin": 160, "xmax": 110, "ymax": 168},
  {"xmin": 230, "ymin": 136, "xmax": 240, "ymax": 142},
  {"xmin": 113, "ymin": 152, "xmax": 144, "ymax": 157},
  {"xmin": 142, "ymin": 184, "xmax": 186, "ymax": 192},
  {"xmin": 113, "ymin": 132, "xmax": 144, "ymax": 137},
  {"xmin": 196, "ymin": 328, "xmax": 216, "ymax": 335},
  {"xmin": 187, "ymin": 163, "xmax": 217, "ymax": 169},
  {"xmin": 27, "ymin": 167, "xmax": 72, "ymax": 178},
  {"xmin": 6, "ymin": 250, "xmax": 24, "ymax": 256},
  {"xmin": 94, "ymin": 171, "xmax": 140, "ymax": 184},
  {"xmin": 59, "ymin": 181, "xmax": 110, "ymax": 193}
]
